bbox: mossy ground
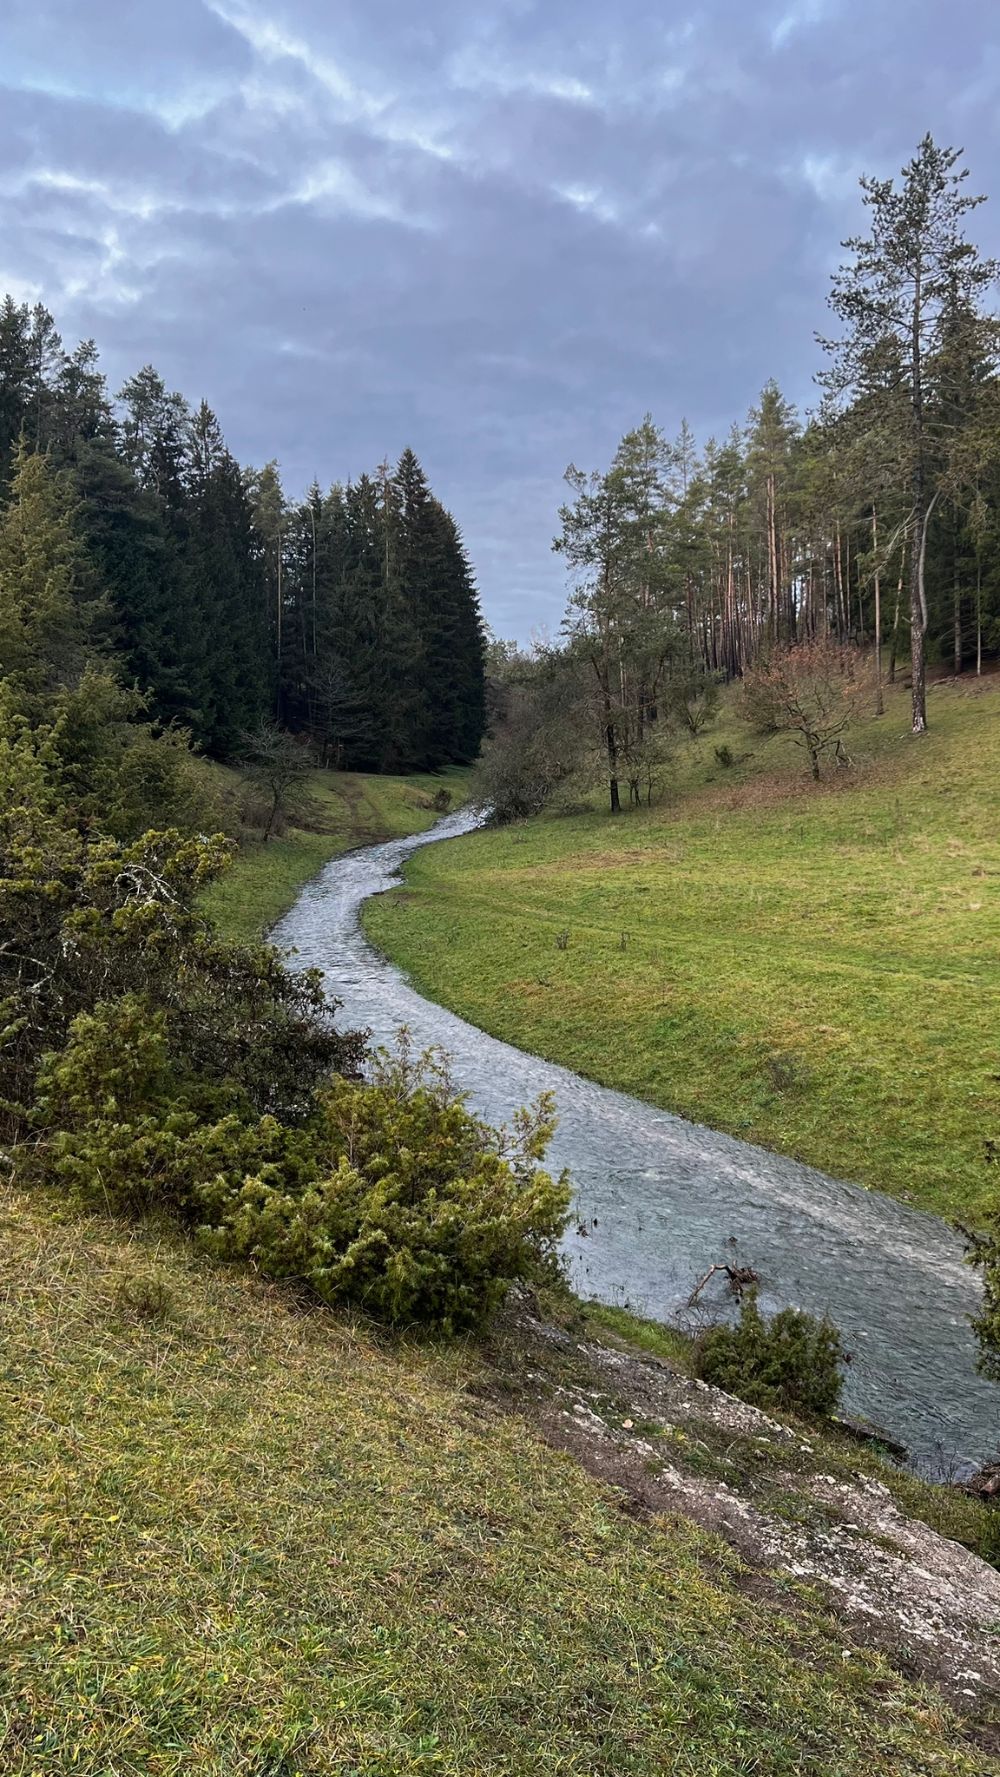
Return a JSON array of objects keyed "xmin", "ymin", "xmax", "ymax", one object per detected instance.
[
  {"xmin": 2, "ymin": 1188, "xmax": 995, "ymax": 1775},
  {"xmin": 201, "ymin": 767, "xmax": 468, "ymax": 945},
  {"xmin": 365, "ymin": 676, "xmax": 1000, "ymax": 1223}
]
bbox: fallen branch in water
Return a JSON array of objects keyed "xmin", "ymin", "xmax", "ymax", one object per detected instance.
[{"xmin": 688, "ymin": 1263, "xmax": 760, "ymax": 1307}]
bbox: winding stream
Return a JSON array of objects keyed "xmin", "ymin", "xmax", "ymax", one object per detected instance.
[{"xmin": 273, "ymin": 807, "xmax": 1000, "ymax": 1475}]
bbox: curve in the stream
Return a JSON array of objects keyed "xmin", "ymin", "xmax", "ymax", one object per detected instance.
[{"xmin": 272, "ymin": 807, "xmax": 1000, "ymax": 1475}]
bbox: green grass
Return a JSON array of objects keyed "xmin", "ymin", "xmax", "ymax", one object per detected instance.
[
  {"xmin": 579, "ymin": 1300, "xmax": 700, "ymax": 1372},
  {"xmin": 364, "ymin": 676, "xmax": 1000, "ymax": 1224},
  {"xmin": 201, "ymin": 767, "xmax": 468, "ymax": 944},
  {"xmin": 2, "ymin": 1186, "xmax": 994, "ymax": 1775}
]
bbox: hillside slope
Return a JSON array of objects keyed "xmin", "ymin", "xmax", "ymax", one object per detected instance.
[
  {"xmin": 2, "ymin": 1189, "xmax": 998, "ymax": 1775},
  {"xmin": 365, "ymin": 678, "xmax": 1000, "ymax": 1222}
]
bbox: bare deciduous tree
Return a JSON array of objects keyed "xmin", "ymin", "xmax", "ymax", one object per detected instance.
[
  {"xmin": 242, "ymin": 721, "xmax": 315, "ymax": 842},
  {"xmin": 740, "ymin": 641, "xmax": 870, "ymax": 781}
]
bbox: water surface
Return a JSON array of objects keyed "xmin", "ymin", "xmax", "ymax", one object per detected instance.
[{"xmin": 273, "ymin": 808, "xmax": 1000, "ymax": 1474}]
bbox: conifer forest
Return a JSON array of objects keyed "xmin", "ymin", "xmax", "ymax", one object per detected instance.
[{"xmin": 0, "ymin": 296, "xmax": 487, "ymax": 772}]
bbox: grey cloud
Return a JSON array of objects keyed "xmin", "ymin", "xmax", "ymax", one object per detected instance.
[
  {"xmin": 4, "ymin": 0, "xmax": 247, "ymax": 114},
  {"xmin": 1, "ymin": 0, "xmax": 999, "ymax": 637}
]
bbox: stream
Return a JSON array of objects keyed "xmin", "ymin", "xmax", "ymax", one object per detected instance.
[{"xmin": 272, "ymin": 807, "xmax": 1000, "ymax": 1475}]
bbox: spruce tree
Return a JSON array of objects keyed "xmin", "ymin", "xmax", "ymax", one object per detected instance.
[
  {"xmin": 188, "ymin": 402, "xmax": 270, "ymax": 754},
  {"xmin": 107, "ymin": 368, "xmax": 211, "ymax": 738},
  {"xmin": 0, "ymin": 290, "xmax": 489, "ymax": 775},
  {"xmin": 248, "ymin": 459, "xmax": 286, "ymax": 719},
  {"xmin": 0, "ymin": 300, "xmax": 62, "ymax": 482},
  {"xmin": 0, "ymin": 443, "xmax": 101, "ymax": 709}
]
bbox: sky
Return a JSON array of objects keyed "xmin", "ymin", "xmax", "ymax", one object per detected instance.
[{"xmin": 2, "ymin": 1, "xmax": 1000, "ymax": 641}]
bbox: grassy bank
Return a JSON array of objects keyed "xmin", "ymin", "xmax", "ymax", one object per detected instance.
[
  {"xmin": 365, "ymin": 677, "xmax": 1000, "ymax": 1223},
  {"xmin": 201, "ymin": 767, "xmax": 468, "ymax": 944},
  {"xmin": 2, "ymin": 1186, "xmax": 995, "ymax": 1775}
]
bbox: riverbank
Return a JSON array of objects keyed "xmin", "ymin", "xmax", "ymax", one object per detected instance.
[
  {"xmin": 4, "ymin": 1184, "xmax": 1000, "ymax": 1773},
  {"xmin": 200, "ymin": 766, "xmax": 469, "ymax": 944},
  {"xmin": 365, "ymin": 677, "xmax": 1000, "ymax": 1225}
]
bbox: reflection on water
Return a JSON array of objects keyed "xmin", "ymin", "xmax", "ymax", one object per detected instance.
[{"xmin": 273, "ymin": 808, "xmax": 1000, "ymax": 1474}]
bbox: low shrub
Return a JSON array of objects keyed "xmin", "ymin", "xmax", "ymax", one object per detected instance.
[
  {"xmin": 2, "ymin": 791, "xmax": 361, "ymax": 1146},
  {"xmin": 34, "ymin": 993, "xmax": 322, "ymax": 1218},
  {"xmin": 202, "ymin": 1037, "xmax": 571, "ymax": 1334},
  {"xmin": 38, "ymin": 1011, "xmax": 569, "ymax": 1337},
  {"xmin": 696, "ymin": 1289, "xmax": 845, "ymax": 1419},
  {"xmin": 52, "ymin": 665, "xmax": 236, "ymax": 842}
]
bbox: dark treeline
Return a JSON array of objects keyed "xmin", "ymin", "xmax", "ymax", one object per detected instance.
[{"xmin": 0, "ymin": 299, "xmax": 486, "ymax": 771}]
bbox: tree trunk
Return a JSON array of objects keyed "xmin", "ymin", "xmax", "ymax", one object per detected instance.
[
  {"xmin": 767, "ymin": 473, "xmax": 779, "ymax": 641},
  {"xmin": 844, "ymin": 528, "xmax": 856, "ymax": 641},
  {"xmin": 832, "ymin": 521, "xmax": 846, "ymax": 642},
  {"xmin": 910, "ymin": 262, "xmax": 928, "ymax": 734},
  {"xmin": 953, "ymin": 537, "xmax": 962, "ymax": 676},
  {"xmin": 909, "ymin": 579, "xmax": 927, "ymax": 732},
  {"xmin": 275, "ymin": 529, "xmax": 283, "ymax": 722},
  {"xmin": 310, "ymin": 503, "xmax": 318, "ymax": 658},
  {"xmin": 911, "ymin": 495, "xmax": 938, "ymax": 733},
  {"xmin": 607, "ymin": 727, "xmax": 621, "ymax": 813},
  {"xmin": 888, "ymin": 541, "xmax": 905, "ymax": 684},
  {"xmin": 601, "ymin": 663, "xmax": 621, "ymax": 814},
  {"xmin": 872, "ymin": 505, "xmax": 884, "ymax": 716}
]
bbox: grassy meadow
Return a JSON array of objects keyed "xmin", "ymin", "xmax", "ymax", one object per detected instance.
[
  {"xmin": 201, "ymin": 767, "xmax": 468, "ymax": 944},
  {"xmin": 3, "ymin": 1184, "xmax": 995, "ymax": 1777},
  {"xmin": 365, "ymin": 675, "xmax": 1000, "ymax": 1224}
]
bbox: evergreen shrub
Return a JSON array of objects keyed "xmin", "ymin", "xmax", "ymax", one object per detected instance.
[
  {"xmin": 202, "ymin": 1038, "xmax": 571, "ymax": 1334},
  {"xmin": 696, "ymin": 1289, "xmax": 845, "ymax": 1418}
]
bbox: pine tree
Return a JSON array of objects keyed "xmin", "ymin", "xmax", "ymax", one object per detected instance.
[
  {"xmin": 0, "ymin": 298, "xmax": 32, "ymax": 479},
  {"xmin": 746, "ymin": 384, "xmax": 800, "ymax": 645},
  {"xmin": 822, "ymin": 135, "xmax": 999, "ymax": 732},
  {"xmin": 438, "ymin": 510, "xmax": 486, "ymax": 763},
  {"xmin": 0, "ymin": 291, "xmax": 489, "ymax": 774},
  {"xmin": 393, "ymin": 448, "xmax": 439, "ymax": 764},
  {"xmin": 50, "ymin": 341, "xmax": 114, "ymax": 460},
  {"xmin": 103, "ymin": 368, "xmax": 211, "ymax": 737}
]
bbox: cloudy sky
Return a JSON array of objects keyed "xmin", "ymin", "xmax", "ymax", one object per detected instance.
[{"xmin": 2, "ymin": 1, "xmax": 999, "ymax": 638}]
